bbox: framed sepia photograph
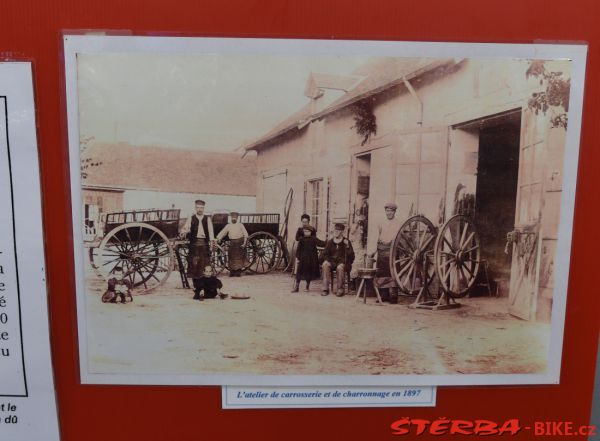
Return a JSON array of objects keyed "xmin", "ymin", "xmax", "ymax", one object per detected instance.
[{"xmin": 63, "ymin": 35, "xmax": 587, "ymax": 385}]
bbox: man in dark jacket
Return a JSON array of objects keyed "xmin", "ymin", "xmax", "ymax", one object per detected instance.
[
  {"xmin": 180, "ymin": 200, "xmax": 216, "ymax": 297},
  {"xmin": 321, "ymin": 223, "xmax": 355, "ymax": 297}
]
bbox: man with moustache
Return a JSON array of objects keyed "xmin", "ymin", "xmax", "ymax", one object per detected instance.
[
  {"xmin": 368, "ymin": 202, "xmax": 401, "ymax": 303},
  {"xmin": 216, "ymin": 212, "xmax": 249, "ymax": 277},
  {"xmin": 181, "ymin": 200, "xmax": 216, "ymax": 296}
]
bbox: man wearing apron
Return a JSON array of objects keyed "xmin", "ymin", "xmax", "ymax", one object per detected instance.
[
  {"xmin": 216, "ymin": 212, "xmax": 249, "ymax": 277},
  {"xmin": 368, "ymin": 202, "xmax": 401, "ymax": 303}
]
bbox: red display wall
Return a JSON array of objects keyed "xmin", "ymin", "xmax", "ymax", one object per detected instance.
[{"xmin": 1, "ymin": 0, "xmax": 598, "ymax": 439}]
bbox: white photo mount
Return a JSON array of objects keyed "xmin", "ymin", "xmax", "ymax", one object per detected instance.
[{"xmin": 63, "ymin": 35, "xmax": 587, "ymax": 387}]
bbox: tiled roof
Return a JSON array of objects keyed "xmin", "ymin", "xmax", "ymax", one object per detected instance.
[
  {"xmin": 244, "ymin": 57, "xmax": 453, "ymax": 152},
  {"xmin": 82, "ymin": 143, "xmax": 257, "ymax": 196}
]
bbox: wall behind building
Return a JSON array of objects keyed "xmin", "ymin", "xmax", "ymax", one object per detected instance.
[
  {"xmin": 123, "ymin": 190, "xmax": 256, "ymax": 217},
  {"xmin": 82, "ymin": 189, "xmax": 124, "ymax": 213}
]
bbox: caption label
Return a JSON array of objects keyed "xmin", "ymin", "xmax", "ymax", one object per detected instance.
[{"xmin": 222, "ymin": 386, "xmax": 436, "ymax": 408}]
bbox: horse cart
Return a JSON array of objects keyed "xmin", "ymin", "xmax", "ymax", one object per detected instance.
[{"xmin": 88, "ymin": 208, "xmax": 284, "ymax": 294}]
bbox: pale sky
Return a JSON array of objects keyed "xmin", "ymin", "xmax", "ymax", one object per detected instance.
[{"xmin": 77, "ymin": 52, "xmax": 373, "ymax": 151}]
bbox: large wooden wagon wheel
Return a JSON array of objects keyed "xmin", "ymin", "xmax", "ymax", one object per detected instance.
[
  {"xmin": 390, "ymin": 215, "xmax": 437, "ymax": 295},
  {"xmin": 245, "ymin": 232, "xmax": 283, "ymax": 274},
  {"xmin": 95, "ymin": 222, "xmax": 173, "ymax": 294},
  {"xmin": 433, "ymin": 214, "xmax": 481, "ymax": 298}
]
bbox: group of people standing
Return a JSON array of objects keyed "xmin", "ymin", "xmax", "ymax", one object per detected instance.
[
  {"xmin": 293, "ymin": 201, "xmax": 401, "ymax": 303},
  {"xmin": 180, "ymin": 199, "xmax": 249, "ymax": 300},
  {"xmin": 178, "ymin": 199, "xmax": 402, "ymax": 302},
  {"xmin": 292, "ymin": 214, "xmax": 356, "ymax": 296}
]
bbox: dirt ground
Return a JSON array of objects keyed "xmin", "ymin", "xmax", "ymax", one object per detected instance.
[{"xmin": 84, "ymin": 269, "xmax": 550, "ymax": 376}]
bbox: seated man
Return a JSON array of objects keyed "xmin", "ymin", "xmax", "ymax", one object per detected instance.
[{"xmin": 322, "ymin": 223, "xmax": 355, "ymax": 297}]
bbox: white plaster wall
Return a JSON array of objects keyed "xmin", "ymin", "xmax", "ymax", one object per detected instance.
[
  {"xmin": 254, "ymin": 58, "xmax": 571, "ymax": 279},
  {"xmin": 123, "ymin": 190, "xmax": 256, "ymax": 218}
]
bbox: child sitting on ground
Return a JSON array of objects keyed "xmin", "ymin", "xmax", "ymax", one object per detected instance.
[
  {"xmin": 193, "ymin": 265, "xmax": 227, "ymax": 301},
  {"xmin": 102, "ymin": 266, "xmax": 133, "ymax": 304}
]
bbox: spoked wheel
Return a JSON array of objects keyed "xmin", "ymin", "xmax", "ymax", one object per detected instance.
[
  {"xmin": 434, "ymin": 214, "xmax": 481, "ymax": 298},
  {"xmin": 246, "ymin": 232, "xmax": 283, "ymax": 274},
  {"xmin": 95, "ymin": 222, "xmax": 173, "ymax": 294},
  {"xmin": 390, "ymin": 215, "xmax": 437, "ymax": 295}
]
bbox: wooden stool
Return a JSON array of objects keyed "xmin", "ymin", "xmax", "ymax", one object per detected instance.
[{"xmin": 354, "ymin": 268, "xmax": 383, "ymax": 304}]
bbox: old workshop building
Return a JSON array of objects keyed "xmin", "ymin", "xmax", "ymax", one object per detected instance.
[
  {"xmin": 243, "ymin": 57, "xmax": 570, "ymax": 321},
  {"xmin": 81, "ymin": 142, "xmax": 257, "ymax": 238}
]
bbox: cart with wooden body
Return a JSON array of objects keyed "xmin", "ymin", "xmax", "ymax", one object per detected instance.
[
  {"xmin": 88, "ymin": 208, "xmax": 285, "ymax": 294},
  {"xmin": 88, "ymin": 208, "xmax": 181, "ymax": 294},
  {"xmin": 177, "ymin": 212, "xmax": 285, "ymax": 279}
]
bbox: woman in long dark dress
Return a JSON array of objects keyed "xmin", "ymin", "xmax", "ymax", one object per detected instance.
[{"xmin": 292, "ymin": 226, "xmax": 324, "ymax": 292}]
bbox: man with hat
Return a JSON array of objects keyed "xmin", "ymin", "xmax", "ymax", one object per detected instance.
[
  {"xmin": 368, "ymin": 202, "xmax": 401, "ymax": 303},
  {"xmin": 321, "ymin": 223, "xmax": 355, "ymax": 296},
  {"xmin": 180, "ymin": 200, "xmax": 216, "ymax": 297},
  {"xmin": 216, "ymin": 211, "xmax": 249, "ymax": 277}
]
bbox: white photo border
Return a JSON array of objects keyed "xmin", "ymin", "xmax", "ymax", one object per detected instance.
[{"xmin": 63, "ymin": 35, "xmax": 588, "ymax": 386}]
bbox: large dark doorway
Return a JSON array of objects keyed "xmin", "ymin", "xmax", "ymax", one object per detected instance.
[
  {"xmin": 474, "ymin": 111, "xmax": 521, "ymax": 294},
  {"xmin": 354, "ymin": 153, "xmax": 371, "ymax": 222}
]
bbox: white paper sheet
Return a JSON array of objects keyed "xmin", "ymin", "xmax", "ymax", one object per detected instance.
[{"xmin": 0, "ymin": 62, "xmax": 60, "ymax": 441}]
